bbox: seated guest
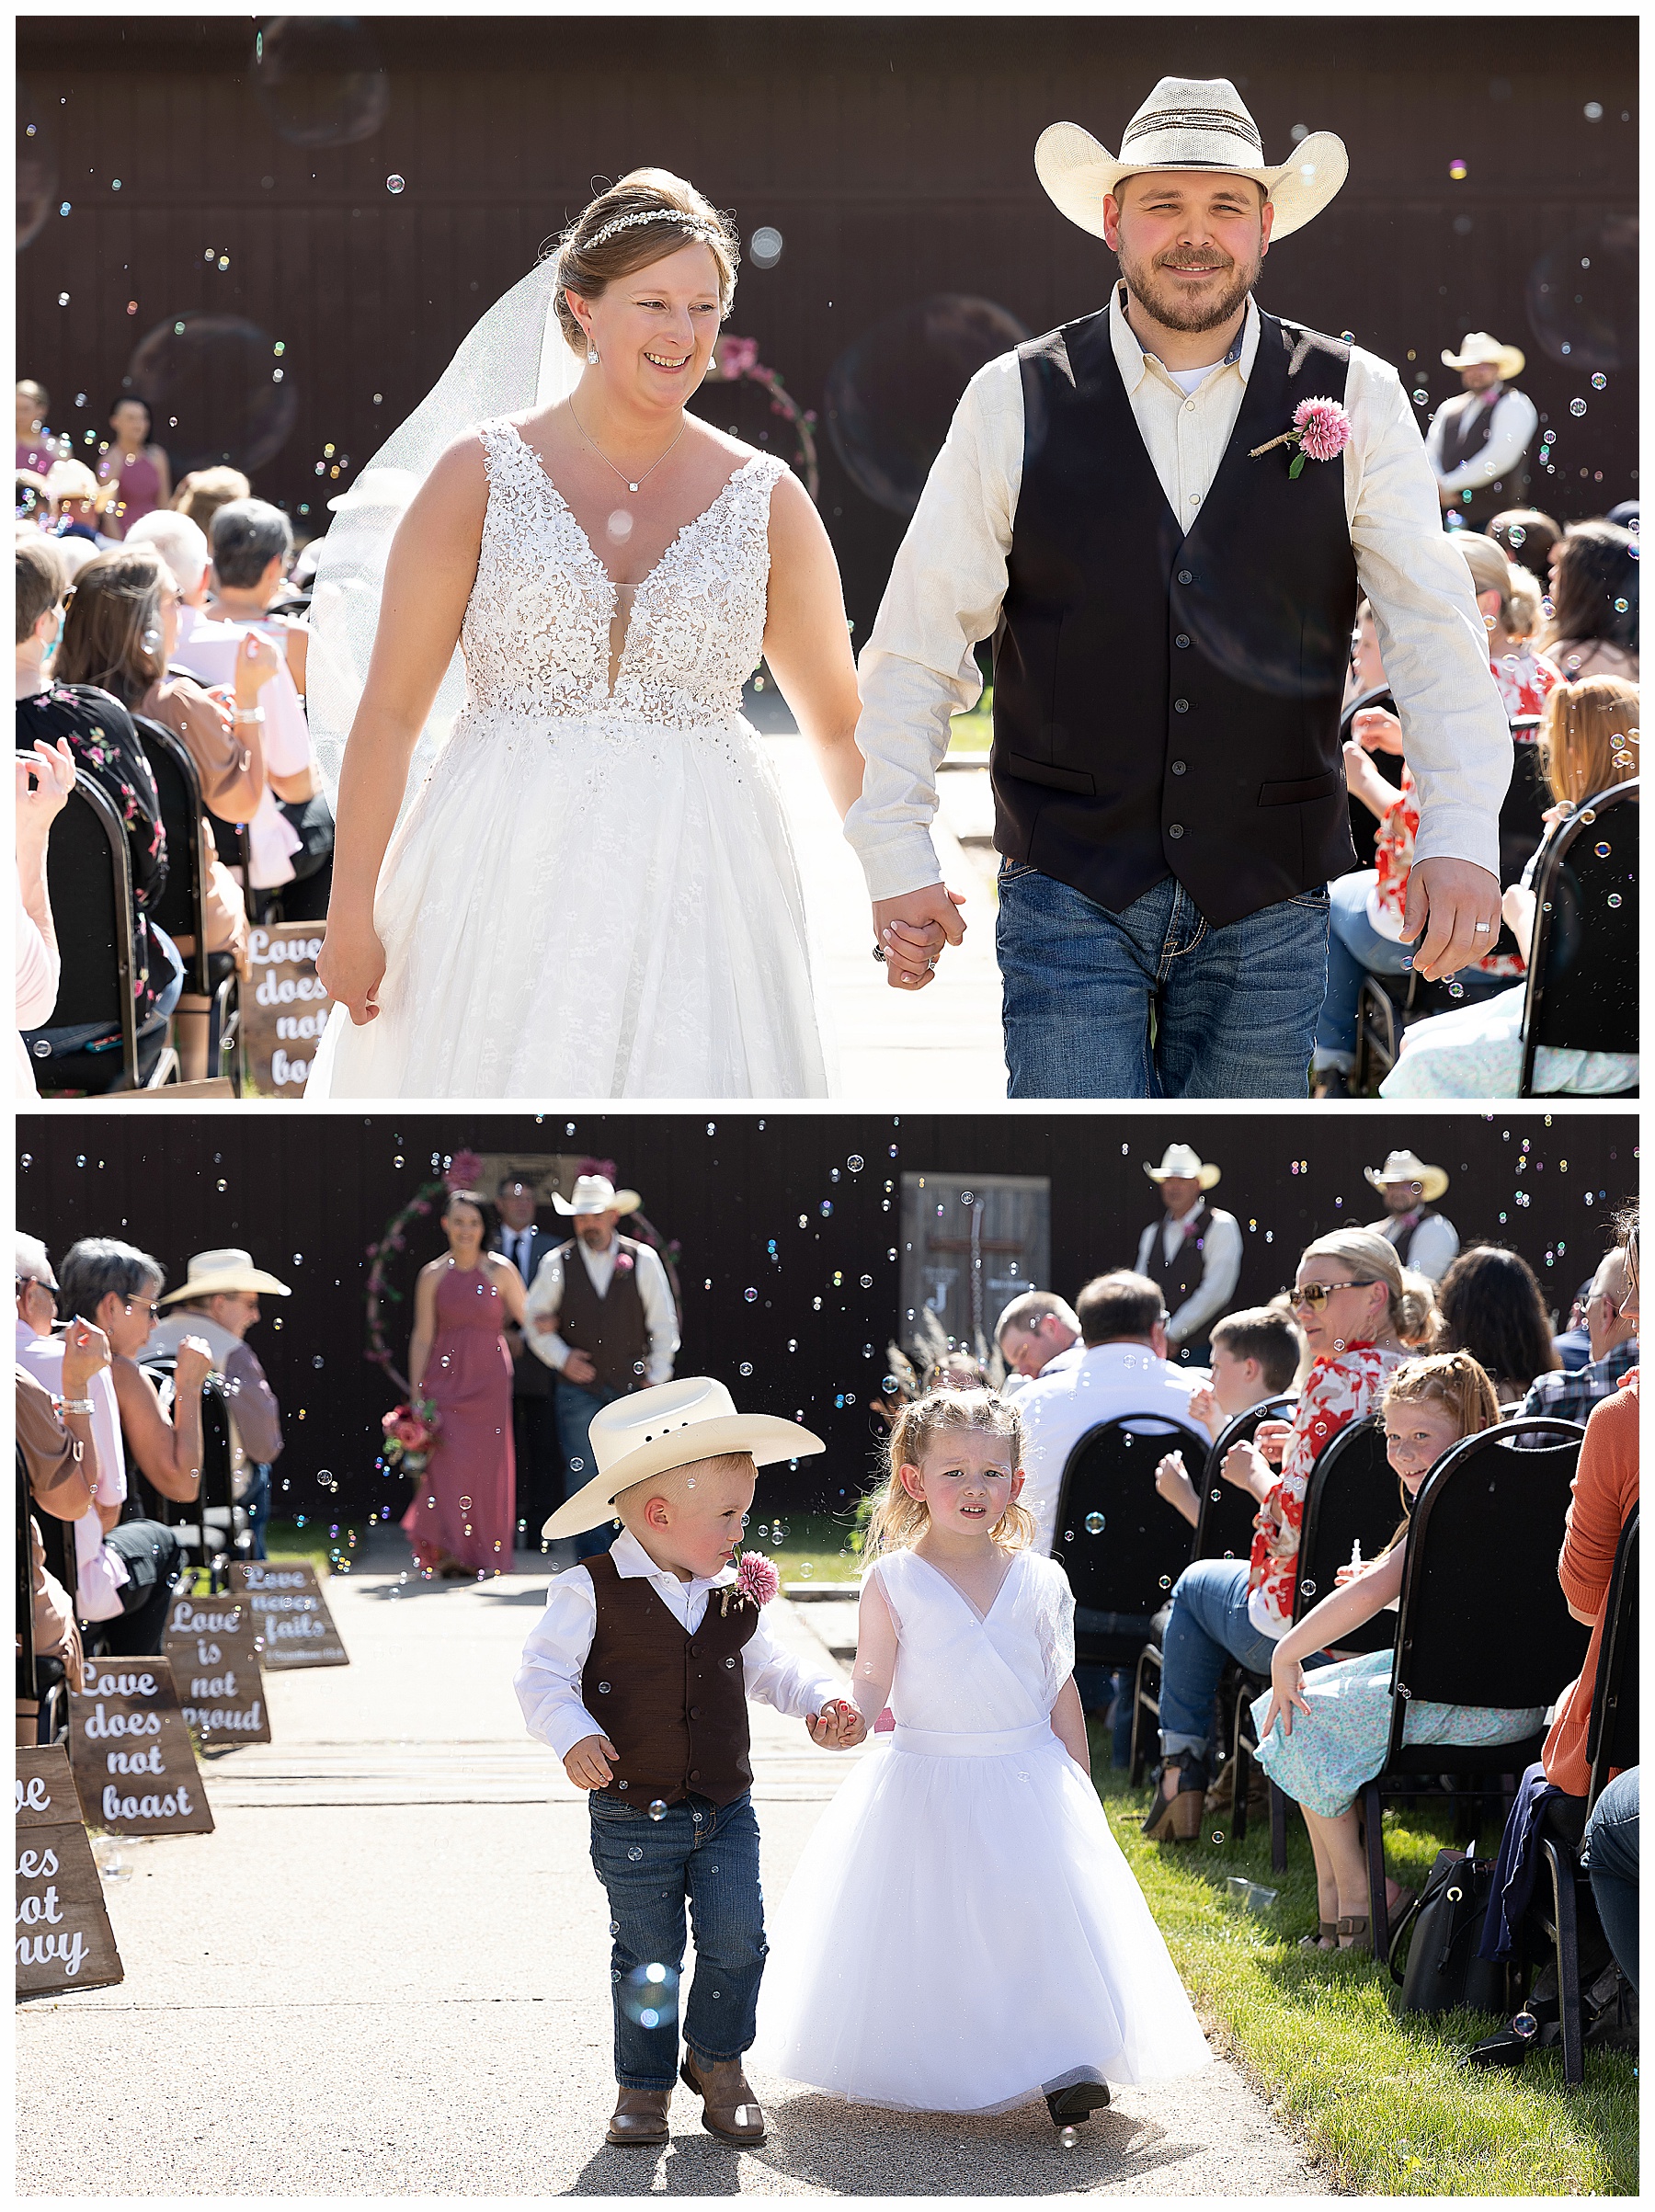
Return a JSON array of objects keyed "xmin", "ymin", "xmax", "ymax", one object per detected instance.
[
  {"xmin": 1145, "ymin": 1230, "xmax": 1431, "ymax": 1841},
  {"xmin": 1152, "ymin": 1305, "xmax": 1304, "ymax": 1529},
  {"xmin": 16, "ymin": 379, "xmax": 55, "ymax": 476},
  {"xmin": 1551, "ymin": 1277, "xmax": 1598, "ymax": 1373},
  {"xmin": 14, "ymin": 735, "xmax": 74, "ymax": 1098},
  {"xmin": 1543, "ymin": 522, "xmax": 1638, "ymax": 683},
  {"xmin": 56, "ymin": 1238, "xmax": 209, "ymax": 1523},
  {"xmin": 15, "ymin": 1361, "xmax": 97, "ymax": 1741},
  {"xmin": 124, "ymin": 506, "xmax": 211, "ymax": 667},
  {"xmin": 1253, "ymin": 1352, "xmax": 1540, "ymax": 1951},
  {"xmin": 44, "ymin": 457, "xmax": 120, "ymax": 548},
  {"xmin": 994, "ymin": 1289, "xmax": 1082, "ymax": 1390},
  {"xmin": 1016, "ymin": 1270, "xmax": 1202, "ymax": 1558},
  {"xmin": 171, "ymin": 465, "xmax": 250, "ymax": 537},
  {"xmin": 1518, "ymin": 1242, "xmax": 1638, "ymax": 1423},
  {"xmin": 1381, "ymin": 676, "xmax": 1639, "ymax": 1096},
  {"xmin": 1433, "ymin": 1244, "xmax": 1560, "ymax": 1407},
  {"xmin": 1341, "ymin": 596, "xmax": 1387, "ymax": 707},
  {"xmin": 1489, "ymin": 507, "xmax": 1562, "ymax": 591},
  {"xmin": 1582, "ymin": 1767, "xmax": 1638, "ymax": 1994},
  {"xmin": 16, "ymin": 1235, "xmax": 190, "ymax": 1655}
]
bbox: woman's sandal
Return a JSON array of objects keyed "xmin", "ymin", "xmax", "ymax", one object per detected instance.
[
  {"xmin": 1298, "ymin": 1921, "xmax": 1338, "ymax": 1952},
  {"xmin": 1334, "ymin": 1914, "xmax": 1371, "ymax": 1954}
]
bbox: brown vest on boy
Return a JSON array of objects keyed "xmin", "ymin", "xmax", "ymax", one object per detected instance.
[
  {"xmin": 556, "ymin": 1236, "xmax": 649, "ymax": 1395},
  {"xmin": 580, "ymin": 1553, "xmax": 759, "ymax": 1807}
]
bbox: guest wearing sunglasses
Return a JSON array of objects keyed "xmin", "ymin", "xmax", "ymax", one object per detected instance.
[
  {"xmin": 1143, "ymin": 1228, "xmax": 1435, "ymax": 1841},
  {"xmin": 55, "ymin": 1238, "xmax": 212, "ymax": 1515}
]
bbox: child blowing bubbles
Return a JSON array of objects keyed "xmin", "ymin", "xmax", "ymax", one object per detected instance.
[
  {"xmin": 754, "ymin": 1388, "xmax": 1212, "ymax": 2124},
  {"xmin": 1252, "ymin": 1353, "xmax": 1547, "ymax": 1952},
  {"xmin": 514, "ymin": 1377, "xmax": 862, "ymax": 2153}
]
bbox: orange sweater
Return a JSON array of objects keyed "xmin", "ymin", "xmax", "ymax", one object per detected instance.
[{"xmin": 1541, "ymin": 1373, "xmax": 1639, "ymax": 1796}]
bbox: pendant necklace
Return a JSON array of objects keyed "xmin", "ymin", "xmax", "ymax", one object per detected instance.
[{"xmin": 569, "ymin": 401, "xmax": 686, "ymax": 495}]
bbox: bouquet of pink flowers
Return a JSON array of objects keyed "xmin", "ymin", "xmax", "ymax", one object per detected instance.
[{"xmin": 381, "ymin": 1398, "xmax": 440, "ymax": 1477}]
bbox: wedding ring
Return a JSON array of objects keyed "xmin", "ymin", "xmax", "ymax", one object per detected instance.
[
  {"xmin": 1473, "ymin": 922, "xmax": 1491, "ymax": 932},
  {"xmin": 872, "ymin": 944, "xmax": 887, "ymax": 964}
]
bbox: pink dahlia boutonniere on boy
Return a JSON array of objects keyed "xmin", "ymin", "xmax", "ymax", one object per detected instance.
[
  {"xmin": 720, "ymin": 1548, "xmax": 781, "ymax": 1616},
  {"xmin": 1250, "ymin": 396, "xmax": 1353, "ymax": 479}
]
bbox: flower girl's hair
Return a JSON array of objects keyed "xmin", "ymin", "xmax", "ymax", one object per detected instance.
[
  {"xmin": 1374, "ymin": 1351, "xmax": 1501, "ymax": 1556},
  {"xmin": 862, "ymin": 1387, "xmax": 1034, "ymax": 1561}
]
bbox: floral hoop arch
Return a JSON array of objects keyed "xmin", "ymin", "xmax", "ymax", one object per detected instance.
[{"xmin": 702, "ymin": 335, "xmax": 820, "ymax": 504}]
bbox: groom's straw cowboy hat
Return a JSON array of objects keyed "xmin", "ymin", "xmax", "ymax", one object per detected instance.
[
  {"xmin": 554, "ymin": 1173, "xmax": 642, "ymax": 1218},
  {"xmin": 1034, "ymin": 75, "xmax": 1348, "ymax": 243},
  {"xmin": 543, "ymin": 1374, "xmax": 826, "ymax": 1538},
  {"xmin": 1364, "ymin": 1149, "xmax": 1450, "ymax": 1204},
  {"xmin": 1442, "ymin": 331, "xmax": 1526, "ymax": 381},
  {"xmin": 157, "ymin": 1247, "xmax": 292, "ymax": 1305},
  {"xmin": 1144, "ymin": 1143, "xmax": 1221, "ymax": 1192}
]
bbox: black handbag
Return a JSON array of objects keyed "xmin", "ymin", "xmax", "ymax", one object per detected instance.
[
  {"xmin": 1389, "ymin": 1845, "xmax": 1514, "ymax": 2017},
  {"xmin": 277, "ymin": 788, "xmax": 335, "ymax": 883}
]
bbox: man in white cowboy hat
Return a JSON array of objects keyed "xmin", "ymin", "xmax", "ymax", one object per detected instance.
[
  {"xmin": 1363, "ymin": 1148, "xmax": 1458, "ymax": 1282},
  {"xmin": 844, "ymin": 74, "xmax": 1510, "ymax": 1099},
  {"xmin": 1427, "ymin": 334, "xmax": 1537, "ymax": 530},
  {"xmin": 523, "ymin": 1172, "xmax": 680, "ymax": 1562},
  {"xmin": 1133, "ymin": 1143, "xmax": 1242, "ymax": 1363},
  {"xmin": 146, "ymin": 1246, "xmax": 291, "ymax": 1556},
  {"xmin": 515, "ymin": 1375, "xmax": 861, "ymax": 2150}
]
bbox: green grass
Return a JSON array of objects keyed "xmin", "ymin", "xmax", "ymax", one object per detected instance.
[
  {"xmin": 752, "ymin": 1510, "xmax": 862, "ymax": 1584},
  {"xmin": 948, "ymin": 701, "xmax": 992, "ymax": 754},
  {"xmin": 1090, "ymin": 1732, "xmax": 1638, "ymax": 2195},
  {"xmin": 257, "ymin": 1518, "xmax": 342, "ymax": 1576}
]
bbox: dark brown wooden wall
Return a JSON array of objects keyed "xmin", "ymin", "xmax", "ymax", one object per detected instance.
[
  {"xmin": 17, "ymin": 16, "xmax": 1638, "ymax": 634},
  {"xmin": 17, "ymin": 1112, "xmax": 1638, "ymax": 1528}
]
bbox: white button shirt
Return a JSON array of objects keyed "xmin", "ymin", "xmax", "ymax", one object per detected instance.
[
  {"xmin": 1425, "ymin": 386, "xmax": 1540, "ymax": 496},
  {"xmin": 1017, "ymin": 1341, "xmax": 1204, "ymax": 1559},
  {"xmin": 514, "ymin": 1527, "xmax": 842, "ymax": 1762},
  {"xmin": 522, "ymin": 1236, "xmax": 679, "ymax": 1385},
  {"xmin": 845, "ymin": 284, "xmax": 1512, "ymax": 903},
  {"xmin": 15, "ymin": 1322, "xmax": 130, "ymax": 1620}
]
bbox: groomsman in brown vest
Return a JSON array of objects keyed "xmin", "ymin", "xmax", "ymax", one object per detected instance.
[
  {"xmin": 524, "ymin": 1173, "xmax": 680, "ymax": 1560},
  {"xmin": 1426, "ymin": 333, "xmax": 1538, "ymax": 530},
  {"xmin": 1132, "ymin": 1143, "xmax": 1242, "ymax": 1364}
]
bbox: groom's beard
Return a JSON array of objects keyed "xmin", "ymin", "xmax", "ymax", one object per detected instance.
[{"xmin": 1119, "ymin": 241, "xmax": 1261, "ymax": 336}]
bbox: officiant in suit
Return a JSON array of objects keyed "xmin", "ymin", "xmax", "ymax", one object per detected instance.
[{"xmin": 491, "ymin": 1172, "xmax": 561, "ymax": 1551}]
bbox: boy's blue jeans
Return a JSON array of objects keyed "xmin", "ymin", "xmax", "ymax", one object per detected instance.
[{"xmin": 588, "ymin": 1788, "xmax": 767, "ymax": 2091}]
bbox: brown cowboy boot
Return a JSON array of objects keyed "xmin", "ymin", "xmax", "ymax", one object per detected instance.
[
  {"xmin": 606, "ymin": 2086, "xmax": 672, "ymax": 2147},
  {"xmin": 679, "ymin": 2050, "xmax": 766, "ymax": 2144}
]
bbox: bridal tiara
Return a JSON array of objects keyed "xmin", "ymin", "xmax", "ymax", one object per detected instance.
[{"xmin": 586, "ymin": 207, "xmax": 726, "ymax": 250}]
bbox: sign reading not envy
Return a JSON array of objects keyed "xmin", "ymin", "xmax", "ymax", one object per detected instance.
[
  {"xmin": 228, "ymin": 1561, "xmax": 349, "ymax": 1669},
  {"xmin": 67, "ymin": 1654, "xmax": 213, "ymax": 1838},
  {"xmin": 16, "ymin": 1743, "xmax": 124, "ymax": 1996},
  {"xmin": 163, "ymin": 1591, "xmax": 272, "ymax": 1744}
]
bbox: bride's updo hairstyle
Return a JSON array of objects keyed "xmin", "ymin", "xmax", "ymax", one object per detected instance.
[
  {"xmin": 551, "ymin": 169, "xmax": 740, "ymax": 356},
  {"xmin": 862, "ymin": 1387, "xmax": 1033, "ymax": 1562}
]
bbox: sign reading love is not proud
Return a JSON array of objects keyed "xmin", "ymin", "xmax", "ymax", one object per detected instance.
[
  {"xmin": 228, "ymin": 1561, "xmax": 349, "ymax": 1669},
  {"xmin": 67, "ymin": 1655, "xmax": 214, "ymax": 1839},
  {"xmin": 16, "ymin": 1744, "xmax": 124, "ymax": 1997},
  {"xmin": 163, "ymin": 1591, "xmax": 272, "ymax": 1744}
]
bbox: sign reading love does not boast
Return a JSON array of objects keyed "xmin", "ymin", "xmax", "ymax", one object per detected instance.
[
  {"xmin": 163, "ymin": 1591, "xmax": 272, "ymax": 1744},
  {"xmin": 67, "ymin": 1654, "xmax": 214, "ymax": 1839},
  {"xmin": 16, "ymin": 1743, "xmax": 124, "ymax": 1996},
  {"xmin": 240, "ymin": 922, "xmax": 334, "ymax": 1098},
  {"xmin": 228, "ymin": 1560, "xmax": 349, "ymax": 1669}
]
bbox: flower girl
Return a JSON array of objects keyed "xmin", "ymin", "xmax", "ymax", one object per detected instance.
[{"xmin": 755, "ymin": 1388, "xmax": 1212, "ymax": 2123}]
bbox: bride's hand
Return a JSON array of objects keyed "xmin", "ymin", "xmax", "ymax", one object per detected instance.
[{"xmin": 317, "ymin": 919, "xmax": 387, "ymax": 1025}]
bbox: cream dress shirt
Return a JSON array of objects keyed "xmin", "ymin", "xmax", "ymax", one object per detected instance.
[
  {"xmin": 845, "ymin": 285, "xmax": 1512, "ymax": 905},
  {"xmin": 1132, "ymin": 1205, "xmax": 1244, "ymax": 1348}
]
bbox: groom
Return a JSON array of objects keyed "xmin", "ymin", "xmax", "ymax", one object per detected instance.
[{"xmin": 845, "ymin": 75, "xmax": 1512, "ymax": 1098}]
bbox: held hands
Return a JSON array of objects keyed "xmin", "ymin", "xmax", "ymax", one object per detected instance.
[
  {"xmin": 564, "ymin": 1732, "xmax": 619, "ymax": 1790},
  {"xmin": 562, "ymin": 1348, "xmax": 598, "ymax": 1384},
  {"xmin": 173, "ymin": 1335, "xmax": 216, "ymax": 1393},
  {"xmin": 1402, "ymin": 856, "xmax": 1502, "ymax": 982},
  {"xmin": 872, "ymin": 883, "xmax": 966, "ymax": 990},
  {"xmin": 316, "ymin": 920, "xmax": 388, "ymax": 1027},
  {"xmin": 1261, "ymin": 1651, "xmax": 1311, "ymax": 1742},
  {"xmin": 806, "ymin": 1699, "xmax": 867, "ymax": 1750},
  {"xmin": 60, "ymin": 1317, "xmax": 112, "ymax": 1397}
]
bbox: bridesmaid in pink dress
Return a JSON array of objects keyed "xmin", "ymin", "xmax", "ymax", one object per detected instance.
[{"xmin": 403, "ymin": 1189, "xmax": 527, "ymax": 1578}]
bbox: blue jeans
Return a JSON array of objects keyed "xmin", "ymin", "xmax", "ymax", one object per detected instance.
[
  {"xmin": 996, "ymin": 863, "xmax": 1330, "ymax": 1098},
  {"xmin": 1583, "ymin": 1766, "xmax": 1638, "ymax": 1991},
  {"xmin": 1158, "ymin": 1557, "xmax": 1331, "ymax": 1761},
  {"xmin": 588, "ymin": 1790, "xmax": 767, "ymax": 2091},
  {"xmin": 1312, "ymin": 871, "xmax": 1414, "ymax": 1070},
  {"xmin": 555, "ymin": 1377, "xmax": 623, "ymax": 1561}
]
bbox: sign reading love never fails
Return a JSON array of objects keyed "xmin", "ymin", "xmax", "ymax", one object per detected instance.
[
  {"xmin": 17, "ymin": 1743, "xmax": 124, "ymax": 1996},
  {"xmin": 228, "ymin": 1561, "xmax": 349, "ymax": 1669},
  {"xmin": 67, "ymin": 1655, "xmax": 214, "ymax": 1839}
]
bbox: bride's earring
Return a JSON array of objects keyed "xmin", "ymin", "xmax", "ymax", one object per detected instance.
[{"xmin": 587, "ymin": 343, "xmax": 599, "ymax": 365}]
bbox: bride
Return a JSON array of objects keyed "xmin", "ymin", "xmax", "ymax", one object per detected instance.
[{"xmin": 307, "ymin": 170, "xmax": 874, "ymax": 1099}]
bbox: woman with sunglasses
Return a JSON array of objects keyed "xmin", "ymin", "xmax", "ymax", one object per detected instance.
[{"xmin": 1144, "ymin": 1228, "xmax": 1434, "ymax": 1841}]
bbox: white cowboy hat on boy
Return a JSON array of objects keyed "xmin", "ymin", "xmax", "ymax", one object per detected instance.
[
  {"xmin": 157, "ymin": 1248, "xmax": 291, "ymax": 1305},
  {"xmin": 543, "ymin": 1375, "xmax": 826, "ymax": 1539},
  {"xmin": 1441, "ymin": 331, "xmax": 1525, "ymax": 381},
  {"xmin": 1035, "ymin": 75, "xmax": 1348, "ymax": 244},
  {"xmin": 553, "ymin": 1173, "xmax": 642, "ymax": 1218},
  {"xmin": 1144, "ymin": 1142, "xmax": 1222, "ymax": 1191},
  {"xmin": 1364, "ymin": 1149, "xmax": 1450, "ymax": 1203}
]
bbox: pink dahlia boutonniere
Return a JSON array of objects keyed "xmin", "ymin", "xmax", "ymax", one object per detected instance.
[
  {"xmin": 720, "ymin": 1549, "xmax": 780, "ymax": 1615},
  {"xmin": 1250, "ymin": 396, "xmax": 1353, "ymax": 480},
  {"xmin": 613, "ymin": 1251, "xmax": 634, "ymax": 1274}
]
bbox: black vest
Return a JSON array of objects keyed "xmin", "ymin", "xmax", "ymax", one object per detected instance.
[
  {"xmin": 1375, "ymin": 1207, "xmax": 1444, "ymax": 1271},
  {"xmin": 1434, "ymin": 387, "xmax": 1529, "ymax": 520},
  {"xmin": 1142, "ymin": 1204, "xmax": 1209, "ymax": 1312},
  {"xmin": 995, "ymin": 302, "xmax": 1360, "ymax": 926}
]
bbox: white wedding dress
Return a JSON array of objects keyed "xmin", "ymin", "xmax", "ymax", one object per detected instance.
[
  {"xmin": 754, "ymin": 1546, "xmax": 1213, "ymax": 2114},
  {"xmin": 305, "ymin": 419, "xmax": 828, "ymax": 1099}
]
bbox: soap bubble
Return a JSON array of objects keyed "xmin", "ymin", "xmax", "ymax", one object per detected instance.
[
  {"xmin": 1569, "ymin": 397, "xmax": 1588, "ymax": 417},
  {"xmin": 847, "ymin": 1154, "xmax": 864, "ymax": 1171},
  {"xmin": 1525, "ymin": 221, "xmax": 1634, "ymax": 371},
  {"xmin": 826, "ymin": 294, "xmax": 1031, "ymax": 512},
  {"xmin": 1594, "ymin": 841, "xmax": 1612, "ymax": 858},
  {"xmin": 749, "ymin": 225, "xmax": 783, "ymax": 268},
  {"xmin": 1084, "ymin": 1511, "xmax": 1105, "ymax": 1535},
  {"xmin": 386, "ymin": 173, "xmax": 405, "ymax": 194},
  {"xmin": 648, "ymin": 1799, "xmax": 667, "ymax": 1822},
  {"xmin": 252, "ymin": 16, "xmax": 390, "ymax": 147},
  {"xmin": 1607, "ymin": 894, "xmax": 1623, "ymax": 908},
  {"xmin": 744, "ymin": 1287, "xmax": 758, "ymax": 1302},
  {"xmin": 739, "ymin": 1362, "xmax": 753, "ymax": 1376},
  {"xmin": 1059, "ymin": 2126, "xmax": 1079, "ymax": 2148},
  {"xmin": 860, "ymin": 1273, "xmax": 873, "ymax": 1288},
  {"xmin": 1448, "ymin": 158, "xmax": 1467, "ymax": 180},
  {"xmin": 1592, "ymin": 371, "xmax": 1608, "ymax": 390},
  {"xmin": 127, "ymin": 311, "xmax": 297, "ymax": 473}
]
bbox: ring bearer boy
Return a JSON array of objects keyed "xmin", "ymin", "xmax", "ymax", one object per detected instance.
[{"xmin": 515, "ymin": 1376, "xmax": 864, "ymax": 2150}]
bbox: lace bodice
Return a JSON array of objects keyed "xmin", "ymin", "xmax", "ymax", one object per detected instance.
[{"xmin": 461, "ymin": 419, "xmax": 786, "ymax": 731}]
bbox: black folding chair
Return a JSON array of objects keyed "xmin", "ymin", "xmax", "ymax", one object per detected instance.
[
  {"xmin": 17, "ymin": 1444, "xmax": 75, "ymax": 1745},
  {"xmin": 1518, "ymin": 779, "xmax": 1638, "ymax": 1097},
  {"xmin": 17, "ymin": 761, "xmax": 177, "ymax": 1094},
  {"xmin": 1052, "ymin": 1413, "xmax": 1211, "ymax": 1673},
  {"xmin": 1356, "ymin": 1418, "xmax": 1590, "ymax": 1960},
  {"xmin": 131, "ymin": 1362, "xmax": 246, "ymax": 1591},
  {"xmin": 1128, "ymin": 1395, "xmax": 1295, "ymax": 1807},
  {"xmin": 133, "ymin": 714, "xmax": 242, "ymax": 1089}
]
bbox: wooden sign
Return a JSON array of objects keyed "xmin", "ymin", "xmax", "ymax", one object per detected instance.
[
  {"xmin": 228, "ymin": 1560, "xmax": 349, "ymax": 1668},
  {"xmin": 241, "ymin": 921, "xmax": 334, "ymax": 1099},
  {"xmin": 67, "ymin": 1654, "xmax": 214, "ymax": 1839},
  {"xmin": 163, "ymin": 1591, "xmax": 272, "ymax": 1745},
  {"xmin": 16, "ymin": 1744, "xmax": 124, "ymax": 1996}
]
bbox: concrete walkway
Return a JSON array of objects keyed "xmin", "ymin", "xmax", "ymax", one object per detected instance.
[{"xmin": 17, "ymin": 1534, "xmax": 1316, "ymax": 2197}]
